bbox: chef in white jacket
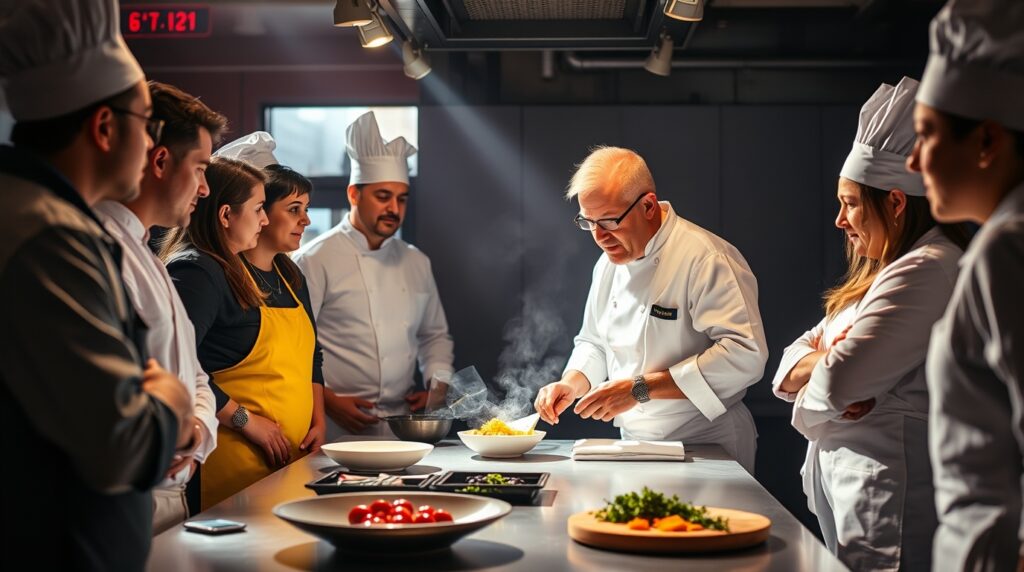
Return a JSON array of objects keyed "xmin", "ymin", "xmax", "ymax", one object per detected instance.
[
  {"xmin": 773, "ymin": 77, "xmax": 967, "ymax": 571},
  {"xmin": 534, "ymin": 146, "xmax": 768, "ymax": 473},
  {"xmin": 906, "ymin": 1, "xmax": 1024, "ymax": 569},
  {"xmin": 294, "ymin": 112, "xmax": 454, "ymax": 439}
]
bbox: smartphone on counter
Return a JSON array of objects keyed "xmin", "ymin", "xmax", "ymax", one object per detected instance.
[{"xmin": 183, "ymin": 519, "xmax": 247, "ymax": 535}]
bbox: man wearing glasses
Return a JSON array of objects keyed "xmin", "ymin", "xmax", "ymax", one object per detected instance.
[
  {"xmin": 534, "ymin": 146, "xmax": 767, "ymax": 473},
  {"xmin": 0, "ymin": 1, "xmax": 193, "ymax": 569}
]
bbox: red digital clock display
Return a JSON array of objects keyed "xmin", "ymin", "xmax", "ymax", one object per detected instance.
[{"xmin": 121, "ymin": 5, "xmax": 211, "ymax": 38}]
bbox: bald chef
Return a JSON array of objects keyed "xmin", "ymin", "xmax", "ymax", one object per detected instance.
[
  {"xmin": 294, "ymin": 112, "xmax": 454, "ymax": 438},
  {"xmin": 534, "ymin": 147, "xmax": 768, "ymax": 472}
]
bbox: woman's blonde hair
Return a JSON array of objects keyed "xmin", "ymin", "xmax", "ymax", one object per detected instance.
[{"xmin": 824, "ymin": 181, "xmax": 970, "ymax": 318}]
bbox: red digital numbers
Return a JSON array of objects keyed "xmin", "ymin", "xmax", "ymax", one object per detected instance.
[{"xmin": 122, "ymin": 5, "xmax": 209, "ymax": 38}]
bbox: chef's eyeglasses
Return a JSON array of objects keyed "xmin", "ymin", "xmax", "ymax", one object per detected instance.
[
  {"xmin": 109, "ymin": 107, "xmax": 164, "ymax": 143},
  {"xmin": 574, "ymin": 191, "xmax": 651, "ymax": 231}
]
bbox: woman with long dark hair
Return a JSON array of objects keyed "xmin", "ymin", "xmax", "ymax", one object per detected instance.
[
  {"xmin": 162, "ymin": 155, "xmax": 324, "ymax": 509},
  {"xmin": 772, "ymin": 77, "xmax": 969, "ymax": 571}
]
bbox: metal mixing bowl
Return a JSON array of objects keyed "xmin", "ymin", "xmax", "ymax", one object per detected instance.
[{"xmin": 384, "ymin": 414, "xmax": 453, "ymax": 444}]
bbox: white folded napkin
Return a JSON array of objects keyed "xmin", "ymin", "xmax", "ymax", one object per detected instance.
[{"xmin": 571, "ymin": 439, "xmax": 686, "ymax": 461}]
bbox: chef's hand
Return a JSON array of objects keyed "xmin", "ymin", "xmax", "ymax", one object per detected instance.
[
  {"xmin": 574, "ymin": 379, "xmax": 638, "ymax": 422},
  {"xmin": 300, "ymin": 418, "xmax": 326, "ymax": 454},
  {"xmin": 324, "ymin": 392, "xmax": 378, "ymax": 433},
  {"xmin": 165, "ymin": 423, "xmax": 203, "ymax": 479},
  {"xmin": 406, "ymin": 390, "xmax": 428, "ymax": 412},
  {"xmin": 141, "ymin": 359, "xmax": 194, "ymax": 449},
  {"xmin": 241, "ymin": 414, "xmax": 291, "ymax": 468},
  {"xmin": 842, "ymin": 398, "xmax": 876, "ymax": 421},
  {"xmin": 535, "ymin": 381, "xmax": 577, "ymax": 425}
]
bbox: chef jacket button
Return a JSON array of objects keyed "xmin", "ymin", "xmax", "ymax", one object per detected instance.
[
  {"xmin": 654, "ymin": 257, "xmax": 660, "ymax": 265},
  {"xmin": 639, "ymin": 305, "xmax": 645, "ymax": 313}
]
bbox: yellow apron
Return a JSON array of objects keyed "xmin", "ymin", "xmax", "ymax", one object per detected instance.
[{"xmin": 201, "ymin": 263, "xmax": 315, "ymax": 509}]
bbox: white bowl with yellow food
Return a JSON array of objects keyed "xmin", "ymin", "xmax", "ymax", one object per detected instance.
[{"xmin": 458, "ymin": 418, "xmax": 546, "ymax": 458}]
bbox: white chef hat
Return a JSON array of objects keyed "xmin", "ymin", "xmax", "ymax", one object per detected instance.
[
  {"xmin": 840, "ymin": 77, "xmax": 926, "ymax": 197},
  {"xmin": 346, "ymin": 111, "xmax": 417, "ymax": 185},
  {"xmin": 214, "ymin": 131, "xmax": 279, "ymax": 168},
  {"xmin": 0, "ymin": 0, "xmax": 144, "ymax": 121},
  {"xmin": 918, "ymin": 0, "xmax": 1024, "ymax": 132}
]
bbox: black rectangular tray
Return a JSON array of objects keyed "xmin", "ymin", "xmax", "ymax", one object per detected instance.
[
  {"xmin": 429, "ymin": 471, "xmax": 549, "ymax": 504},
  {"xmin": 305, "ymin": 471, "xmax": 440, "ymax": 496}
]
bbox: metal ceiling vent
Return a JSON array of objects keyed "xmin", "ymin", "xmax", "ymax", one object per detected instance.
[{"xmin": 462, "ymin": 0, "xmax": 626, "ymax": 21}]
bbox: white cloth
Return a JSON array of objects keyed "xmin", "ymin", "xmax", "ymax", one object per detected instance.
[
  {"xmin": 840, "ymin": 77, "xmax": 926, "ymax": 197},
  {"xmin": 293, "ymin": 212, "xmax": 454, "ymax": 438},
  {"xmin": 214, "ymin": 131, "xmax": 278, "ymax": 168},
  {"xmin": 0, "ymin": 0, "xmax": 144, "ymax": 121},
  {"xmin": 928, "ymin": 182, "xmax": 1024, "ymax": 572},
  {"xmin": 94, "ymin": 201, "xmax": 217, "ymax": 487},
  {"xmin": 571, "ymin": 439, "xmax": 685, "ymax": 461},
  {"xmin": 346, "ymin": 111, "xmax": 416, "ymax": 185},
  {"xmin": 918, "ymin": 0, "xmax": 1024, "ymax": 132},
  {"xmin": 564, "ymin": 201, "xmax": 767, "ymax": 470},
  {"xmin": 779, "ymin": 227, "xmax": 962, "ymax": 571}
]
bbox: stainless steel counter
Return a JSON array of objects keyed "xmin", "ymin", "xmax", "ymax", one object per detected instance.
[{"xmin": 147, "ymin": 440, "xmax": 847, "ymax": 571}]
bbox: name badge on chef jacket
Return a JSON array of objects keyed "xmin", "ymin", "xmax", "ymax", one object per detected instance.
[{"xmin": 650, "ymin": 304, "xmax": 678, "ymax": 320}]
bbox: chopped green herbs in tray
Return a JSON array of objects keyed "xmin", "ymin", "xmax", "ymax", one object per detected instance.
[
  {"xmin": 466, "ymin": 473, "xmax": 525, "ymax": 485},
  {"xmin": 594, "ymin": 487, "xmax": 730, "ymax": 532}
]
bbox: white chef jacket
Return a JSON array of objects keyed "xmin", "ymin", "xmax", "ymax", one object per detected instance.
[
  {"xmin": 928, "ymin": 182, "xmax": 1024, "ymax": 572},
  {"xmin": 779, "ymin": 226, "xmax": 961, "ymax": 571},
  {"xmin": 293, "ymin": 213, "xmax": 454, "ymax": 437},
  {"xmin": 94, "ymin": 201, "xmax": 217, "ymax": 487},
  {"xmin": 565, "ymin": 201, "xmax": 768, "ymax": 467}
]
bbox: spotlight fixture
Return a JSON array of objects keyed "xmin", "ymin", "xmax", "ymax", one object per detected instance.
[
  {"xmin": 643, "ymin": 32, "xmax": 674, "ymax": 76},
  {"xmin": 402, "ymin": 41, "xmax": 432, "ymax": 80},
  {"xmin": 664, "ymin": 0, "xmax": 704, "ymax": 22},
  {"xmin": 357, "ymin": 11, "xmax": 393, "ymax": 48},
  {"xmin": 334, "ymin": 0, "xmax": 373, "ymax": 27}
]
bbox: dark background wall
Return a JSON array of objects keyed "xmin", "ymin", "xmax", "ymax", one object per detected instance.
[{"xmin": 121, "ymin": 1, "xmax": 940, "ymax": 534}]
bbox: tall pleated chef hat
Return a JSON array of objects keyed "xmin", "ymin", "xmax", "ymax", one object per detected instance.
[
  {"xmin": 917, "ymin": 0, "xmax": 1024, "ymax": 132},
  {"xmin": 840, "ymin": 76, "xmax": 926, "ymax": 197},
  {"xmin": 346, "ymin": 111, "xmax": 417, "ymax": 185},
  {"xmin": 214, "ymin": 131, "xmax": 279, "ymax": 169},
  {"xmin": 0, "ymin": 0, "xmax": 145, "ymax": 121}
]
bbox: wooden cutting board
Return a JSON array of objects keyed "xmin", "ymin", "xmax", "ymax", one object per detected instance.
[{"xmin": 567, "ymin": 508, "xmax": 771, "ymax": 554}]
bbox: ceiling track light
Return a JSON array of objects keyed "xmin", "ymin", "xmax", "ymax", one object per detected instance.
[
  {"xmin": 664, "ymin": 0, "xmax": 704, "ymax": 22},
  {"xmin": 401, "ymin": 40, "xmax": 432, "ymax": 80},
  {"xmin": 357, "ymin": 10, "xmax": 394, "ymax": 48},
  {"xmin": 334, "ymin": 0, "xmax": 373, "ymax": 27},
  {"xmin": 644, "ymin": 31, "xmax": 674, "ymax": 76}
]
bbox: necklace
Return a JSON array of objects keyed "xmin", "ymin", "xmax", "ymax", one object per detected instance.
[{"xmin": 249, "ymin": 262, "xmax": 282, "ymax": 295}]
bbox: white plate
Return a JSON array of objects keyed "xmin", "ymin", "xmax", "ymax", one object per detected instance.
[
  {"xmin": 273, "ymin": 491, "xmax": 511, "ymax": 552},
  {"xmin": 321, "ymin": 441, "xmax": 433, "ymax": 472},
  {"xmin": 457, "ymin": 430, "xmax": 546, "ymax": 458}
]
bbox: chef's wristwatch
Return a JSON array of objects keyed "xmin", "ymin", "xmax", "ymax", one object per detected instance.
[
  {"xmin": 231, "ymin": 405, "xmax": 249, "ymax": 430},
  {"xmin": 631, "ymin": 375, "xmax": 651, "ymax": 403}
]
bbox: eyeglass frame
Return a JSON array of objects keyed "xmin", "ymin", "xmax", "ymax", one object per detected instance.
[
  {"xmin": 108, "ymin": 107, "xmax": 164, "ymax": 143},
  {"xmin": 573, "ymin": 191, "xmax": 652, "ymax": 231}
]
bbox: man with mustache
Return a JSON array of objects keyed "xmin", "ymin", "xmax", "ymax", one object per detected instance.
[
  {"xmin": 294, "ymin": 111, "xmax": 454, "ymax": 438},
  {"xmin": 93, "ymin": 81, "xmax": 227, "ymax": 533}
]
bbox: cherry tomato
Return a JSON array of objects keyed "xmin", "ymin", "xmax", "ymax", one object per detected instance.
[
  {"xmin": 392, "ymin": 499, "xmax": 414, "ymax": 513},
  {"xmin": 369, "ymin": 499, "xmax": 392, "ymax": 514},
  {"xmin": 374, "ymin": 510, "xmax": 389, "ymax": 520},
  {"xmin": 433, "ymin": 510, "xmax": 454, "ymax": 522},
  {"xmin": 391, "ymin": 513, "xmax": 411, "ymax": 524},
  {"xmin": 371, "ymin": 516, "xmax": 387, "ymax": 525},
  {"xmin": 412, "ymin": 512, "xmax": 435, "ymax": 524},
  {"xmin": 417, "ymin": 505, "xmax": 435, "ymax": 517},
  {"xmin": 392, "ymin": 506, "xmax": 413, "ymax": 519},
  {"xmin": 348, "ymin": 505, "xmax": 371, "ymax": 524}
]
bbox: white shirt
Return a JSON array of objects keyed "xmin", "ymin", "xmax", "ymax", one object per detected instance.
[
  {"xmin": 94, "ymin": 201, "xmax": 217, "ymax": 487},
  {"xmin": 293, "ymin": 213, "xmax": 454, "ymax": 422},
  {"xmin": 928, "ymin": 182, "xmax": 1024, "ymax": 572},
  {"xmin": 565, "ymin": 201, "xmax": 768, "ymax": 441}
]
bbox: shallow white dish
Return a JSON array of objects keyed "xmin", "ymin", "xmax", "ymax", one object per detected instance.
[
  {"xmin": 321, "ymin": 441, "xmax": 433, "ymax": 472},
  {"xmin": 273, "ymin": 491, "xmax": 511, "ymax": 552},
  {"xmin": 457, "ymin": 430, "xmax": 546, "ymax": 458}
]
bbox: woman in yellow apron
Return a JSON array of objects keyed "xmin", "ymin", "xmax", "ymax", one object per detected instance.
[{"xmin": 162, "ymin": 156, "xmax": 326, "ymax": 509}]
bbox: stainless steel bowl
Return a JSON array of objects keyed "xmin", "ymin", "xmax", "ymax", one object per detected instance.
[{"xmin": 385, "ymin": 414, "xmax": 453, "ymax": 444}]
